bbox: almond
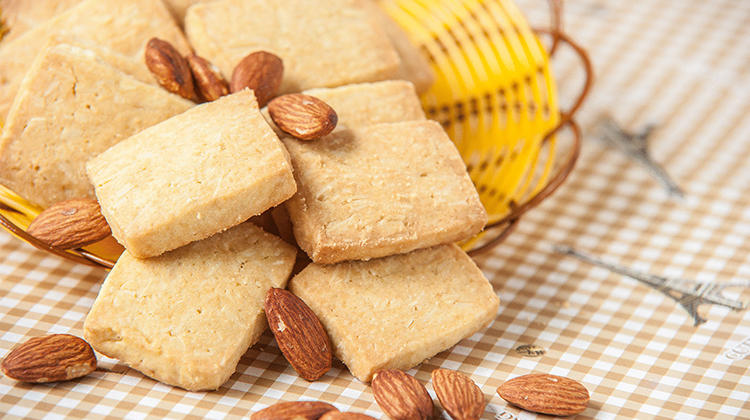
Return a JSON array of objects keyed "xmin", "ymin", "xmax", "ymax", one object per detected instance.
[
  {"xmin": 497, "ymin": 373, "xmax": 589, "ymax": 416},
  {"xmin": 27, "ymin": 198, "xmax": 111, "ymax": 249},
  {"xmin": 145, "ymin": 38, "xmax": 197, "ymax": 101},
  {"xmin": 319, "ymin": 412, "xmax": 376, "ymax": 420},
  {"xmin": 230, "ymin": 51, "xmax": 283, "ymax": 107},
  {"xmin": 264, "ymin": 288, "xmax": 332, "ymax": 381},
  {"xmin": 251, "ymin": 401, "xmax": 338, "ymax": 420},
  {"xmin": 1, "ymin": 334, "xmax": 97, "ymax": 383},
  {"xmin": 431, "ymin": 369, "xmax": 485, "ymax": 420},
  {"xmin": 372, "ymin": 369, "xmax": 433, "ymax": 420},
  {"xmin": 186, "ymin": 53, "xmax": 228, "ymax": 102},
  {"xmin": 268, "ymin": 94, "xmax": 338, "ymax": 140}
]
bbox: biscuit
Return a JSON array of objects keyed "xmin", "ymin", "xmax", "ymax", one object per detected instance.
[
  {"xmin": 289, "ymin": 244, "xmax": 499, "ymax": 382},
  {"xmin": 84, "ymin": 222, "xmax": 297, "ymax": 391},
  {"xmin": 282, "ymin": 120, "xmax": 487, "ymax": 263},
  {"xmin": 87, "ymin": 90, "xmax": 296, "ymax": 258},
  {"xmin": 302, "ymin": 81, "xmax": 426, "ymax": 129},
  {"xmin": 0, "ymin": 44, "xmax": 192, "ymax": 208},
  {"xmin": 163, "ymin": 0, "xmax": 208, "ymax": 24},
  {"xmin": 363, "ymin": 1, "xmax": 435, "ymax": 93},
  {"xmin": 185, "ymin": 0, "xmax": 400, "ymax": 93},
  {"xmin": 0, "ymin": 0, "xmax": 82, "ymax": 42},
  {"xmin": 0, "ymin": 0, "xmax": 190, "ymax": 119},
  {"xmin": 261, "ymin": 81, "xmax": 426, "ymax": 137},
  {"xmin": 44, "ymin": 35, "xmax": 156, "ymax": 85}
]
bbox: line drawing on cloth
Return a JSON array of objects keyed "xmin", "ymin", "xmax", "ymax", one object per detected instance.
[
  {"xmin": 486, "ymin": 404, "xmax": 520, "ymax": 420},
  {"xmin": 722, "ymin": 335, "xmax": 750, "ymax": 361},
  {"xmin": 593, "ymin": 115, "xmax": 684, "ymax": 198},
  {"xmin": 555, "ymin": 245, "xmax": 749, "ymax": 326}
]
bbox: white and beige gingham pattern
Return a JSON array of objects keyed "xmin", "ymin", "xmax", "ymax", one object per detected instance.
[{"xmin": 1, "ymin": 0, "xmax": 749, "ymax": 418}]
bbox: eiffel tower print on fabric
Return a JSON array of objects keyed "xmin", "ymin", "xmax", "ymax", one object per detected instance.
[
  {"xmin": 593, "ymin": 115, "xmax": 684, "ymax": 198},
  {"xmin": 555, "ymin": 245, "xmax": 749, "ymax": 326}
]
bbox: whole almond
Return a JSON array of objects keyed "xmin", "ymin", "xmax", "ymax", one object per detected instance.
[
  {"xmin": 27, "ymin": 198, "xmax": 111, "ymax": 249},
  {"xmin": 251, "ymin": 401, "xmax": 338, "ymax": 420},
  {"xmin": 1, "ymin": 334, "xmax": 97, "ymax": 383},
  {"xmin": 230, "ymin": 51, "xmax": 283, "ymax": 106},
  {"xmin": 264, "ymin": 288, "xmax": 332, "ymax": 381},
  {"xmin": 372, "ymin": 369, "xmax": 433, "ymax": 420},
  {"xmin": 319, "ymin": 412, "xmax": 376, "ymax": 420},
  {"xmin": 431, "ymin": 369, "xmax": 485, "ymax": 420},
  {"xmin": 186, "ymin": 53, "xmax": 228, "ymax": 102},
  {"xmin": 268, "ymin": 94, "xmax": 338, "ymax": 140},
  {"xmin": 145, "ymin": 38, "xmax": 197, "ymax": 101},
  {"xmin": 497, "ymin": 373, "xmax": 589, "ymax": 416}
]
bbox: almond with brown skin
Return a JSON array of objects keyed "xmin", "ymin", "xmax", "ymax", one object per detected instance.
[
  {"xmin": 186, "ymin": 53, "xmax": 228, "ymax": 102},
  {"xmin": 268, "ymin": 94, "xmax": 338, "ymax": 140},
  {"xmin": 319, "ymin": 412, "xmax": 376, "ymax": 420},
  {"xmin": 264, "ymin": 288, "xmax": 332, "ymax": 381},
  {"xmin": 431, "ymin": 369, "xmax": 486, "ymax": 420},
  {"xmin": 27, "ymin": 198, "xmax": 111, "ymax": 249},
  {"xmin": 230, "ymin": 51, "xmax": 283, "ymax": 107},
  {"xmin": 145, "ymin": 37, "xmax": 197, "ymax": 101},
  {"xmin": 497, "ymin": 373, "xmax": 589, "ymax": 416},
  {"xmin": 251, "ymin": 401, "xmax": 338, "ymax": 420},
  {"xmin": 372, "ymin": 369, "xmax": 433, "ymax": 420},
  {"xmin": 1, "ymin": 334, "xmax": 97, "ymax": 383}
]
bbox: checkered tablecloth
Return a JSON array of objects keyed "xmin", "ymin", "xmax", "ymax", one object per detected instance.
[{"xmin": 1, "ymin": 0, "xmax": 749, "ymax": 418}]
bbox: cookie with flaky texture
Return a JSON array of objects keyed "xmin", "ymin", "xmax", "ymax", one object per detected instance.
[
  {"xmin": 185, "ymin": 0, "xmax": 400, "ymax": 94},
  {"xmin": 85, "ymin": 223, "xmax": 297, "ymax": 391},
  {"xmin": 87, "ymin": 90, "xmax": 296, "ymax": 258},
  {"xmin": 0, "ymin": 44, "xmax": 192, "ymax": 207},
  {"xmin": 289, "ymin": 244, "xmax": 499, "ymax": 382}
]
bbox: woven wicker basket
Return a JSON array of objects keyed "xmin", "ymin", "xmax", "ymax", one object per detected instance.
[{"xmin": 0, "ymin": 0, "xmax": 591, "ymax": 268}]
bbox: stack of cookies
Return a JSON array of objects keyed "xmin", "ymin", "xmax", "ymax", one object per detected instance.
[{"xmin": 0, "ymin": 0, "xmax": 500, "ymax": 391}]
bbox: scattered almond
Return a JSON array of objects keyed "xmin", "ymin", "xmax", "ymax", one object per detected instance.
[
  {"xmin": 251, "ymin": 401, "xmax": 338, "ymax": 420},
  {"xmin": 431, "ymin": 369, "xmax": 485, "ymax": 420},
  {"xmin": 264, "ymin": 288, "xmax": 332, "ymax": 381},
  {"xmin": 145, "ymin": 38, "xmax": 197, "ymax": 101},
  {"xmin": 230, "ymin": 51, "xmax": 284, "ymax": 107},
  {"xmin": 1, "ymin": 334, "xmax": 97, "ymax": 383},
  {"xmin": 27, "ymin": 198, "xmax": 111, "ymax": 249},
  {"xmin": 372, "ymin": 369, "xmax": 433, "ymax": 420},
  {"xmin": 319, "ymin": 412, "xmax": 376, "ymax": 420},
  {"xmin": 497, "ymin": 373, "xmax": 589, "ymax": 416},
  {"xmin": 186, "ymin": 53, "xmax": 229, "ymax": 102},
  {"xmin": 268, "ymin": 94, "xmax": 338, "ymax": 140}
]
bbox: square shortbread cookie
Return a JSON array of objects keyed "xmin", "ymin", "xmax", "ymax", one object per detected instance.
[
  {"xmin": 0, "ymin": 0, "xmax": 82, "ymax": 42},
  {"xmin": 84, "ymin": 222, "xmax": 297, "ymax": 391},
  {"xmin": 87, "ymin": 90, "xmax": 296, "ymax": 258},
  {"xmin": 163, "ymin": 0, "xmax": 208, "ymax": 23},
  {"xmin": 185, "ymin": 0, "xmax": 400, "ymax": 93},
  {"xmin": 261, "ymin": 81, "xmax": 426, "ymax": 138},
  {"xmin": 289, "ymin": 244, "xmax": 499, "ymax": 382},
  {"xmin": 303, "ymin": 81, "xmax": 426, "ymax": 129},
  {"xmin": 282, "ymin": 120, "xmax": 487, "ymax": 264},
  {"xmin": 43, "ymin": 35, "xmax": 157, "ymax": 85},
  {"xmin": 0, "ymin": 44, "xmax": 192, "ymax": 208},
  {"xmin": 0, "ymin": 0, "xmax": 190, "ymax": 119}
]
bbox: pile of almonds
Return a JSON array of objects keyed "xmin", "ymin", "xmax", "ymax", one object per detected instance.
[
  {"xmin": 2, "ymin": 331, "xmax": 589, "ymax": 418},
  {"xmin": 145, "ymin": 37, "xmax": 337, "ymax": 140}
]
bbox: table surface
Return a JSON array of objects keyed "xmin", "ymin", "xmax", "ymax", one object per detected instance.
[{"xmin": 1, "ymin": 0, "xmax": 749, "ymax": 418}]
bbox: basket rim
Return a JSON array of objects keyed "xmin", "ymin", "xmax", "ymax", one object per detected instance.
[{"xmin": 469, "ymin": 27, "xmax": 593, "ymax": 256}]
